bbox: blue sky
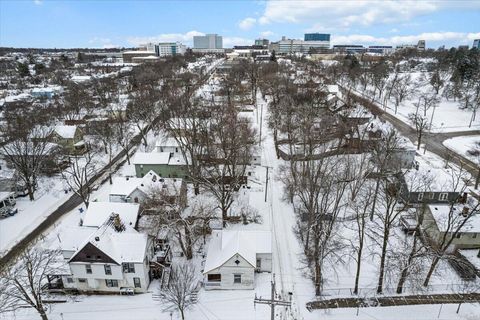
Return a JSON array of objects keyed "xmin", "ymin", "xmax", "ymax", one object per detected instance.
[{"xmin": 0, "ymin": 0, "xmax": 479, "ymax": 48}]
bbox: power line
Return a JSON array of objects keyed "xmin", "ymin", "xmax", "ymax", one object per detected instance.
[{"xmin": 254, "ymin": 274, "xmax": 291, "ymax": 320}]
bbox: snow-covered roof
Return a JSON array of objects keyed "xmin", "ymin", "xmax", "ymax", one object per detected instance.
[
  {"xmin": 132, "ymin": 152, "xmax": 170, "ymax": 165},
  {"xmin": 71, "ymin": 75, "xmax": 92, "ymax": 83},
  {"xmin": 428, "ymin": 204, "xmax": 480, "ymax": 233},
  {"xmin": 203, "ymin": 230, "xmax": 271, "ymax": 273},
  {"xmin": 123, "ymin": 50, "xmax": 156, "ymax": 54},
  {"xmin": 54, "ymin": 125, "xmax": 77, "ymax": 139},
  {"xmin": 110, "ymin": 170, "xmax": 183, "ymax": 198},
  {"xmin": 0, "ymin": 191, "xmax": 15, "ymax": 202},
  {"xmin": 31, "ymin": 86, "xmax": 62, "ymax": 94},
  {"xmin": 70, "ymin": 222, "xmax": 148, "ymax": 264},
  {"xmin": 403, "ymin": 164, "xmax": 466, "ymax": 193},
  {"xmin": 82, "ymin": 202, "xmax": 140, "ymax": 228},
  {"xmin": 55, "ymin": 226, "xmax": 97, "ymax": 253},
  {"xmin": 326, "ymin": 85, "xmax": 339, "ymax": 94}
]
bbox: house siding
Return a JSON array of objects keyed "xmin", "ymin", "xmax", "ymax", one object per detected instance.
[{"xmin": 134, "ymin": 164, "xmax": 188, "ymax": 179}]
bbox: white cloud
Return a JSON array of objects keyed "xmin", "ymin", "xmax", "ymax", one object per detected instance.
[
  {"xmin": 331, "ymin": 32, "xmax": 480, "ymax": 47},
  {"xmin": 239, "ymin": 17, "xmax": 256, "ymax": 30},
  {"xmin": 126, "ymin": 31, "xmax": 205, "ymax": 46},
  {"xmin": 260, "ymin": 31, "xmax": 274, "ymax": 38},
  {"xmin": 255, "ymin": 0, "xmax": 480, "ymax": 29},
  {"xmin": 223, "ymin": 37, "xmax": 254, "ymax": 48},
  {"xmin": 33, "ymin": 0, "xmax": 42, "ymax": 5}
]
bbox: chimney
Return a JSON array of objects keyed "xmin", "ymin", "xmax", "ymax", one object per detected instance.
[
  {"xmin": 462, "ymin": 207, "xmax": 469, "ymax": 217},
  {"xmin": 113, "ymin": 214, "xmax": 125, "ymax": 232}
]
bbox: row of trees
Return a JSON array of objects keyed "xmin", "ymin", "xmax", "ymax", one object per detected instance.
[{"xmin": 263, "ymin": 58, "xmax": 479, "ymax": 297}]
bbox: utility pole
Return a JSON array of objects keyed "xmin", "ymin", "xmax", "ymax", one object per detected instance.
[
  {"xmin": 254, "ymin": 274, "xmax": 291, "ymax": 320},
  {"xmin": 259, "ymin": 101, "xmax": 264, "ymax": 147},
  {"xmin": 265, "ymin": 166, "xmax": 270, "ymax": 202}
]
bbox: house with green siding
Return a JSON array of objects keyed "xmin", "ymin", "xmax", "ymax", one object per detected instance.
[{"xmin": 132, "ymin": 152, "xmax": 188, "ymax": 179}]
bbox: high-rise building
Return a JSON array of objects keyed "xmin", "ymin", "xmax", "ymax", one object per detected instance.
[
  {"xmin": 276, "ymin": 37, "xmax": 330, "ymax": 54},
  {"xmin": 155, "ymin": 42, "xmax": 186, "ymax": 56},
  {"xmin": 255, "ymin": 39, "xmax": 270, "ymax": 47},
  {"xmin": 304, "ymin": 33, "xmax": 330, "ymax": 42},
  {"xmin": 473, "ymin": 39, "xmax": 480, "ymax": 49},
  {"xmin": 417, "ymin": 40, "xmax": 426, "ymax": 51},
  {"xmin": 193, "ymin": 34, "xmax": 223, "ymax": 49}
]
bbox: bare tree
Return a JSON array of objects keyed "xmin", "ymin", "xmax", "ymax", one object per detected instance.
[
  {"xmin": 350, "ymin": 182, "xmax": 374, "ymax": 295},
  {"xmin": 408, "ymin": 112, "xmax": 430, "ymax": 150},
  {"xmin": 60, "ymin": 146, "xmax": 99, "ymax": 207},
  {"xmin": 373, "ymin": 176, "xmax": 407, "ymax": 294},
  {"xmin": 156, "ymin": 261, "xmax": 198, "ymax": 320},
  {"xmin": 0, "ymin": 125, "xmax": 55, "ymax": 200},
  {"xmin": 0, "ymin": 247, "xmax": 61, "ymax": 320},
  {"xmin": 422, "ymin": 169, "xmax": 477, "ymax": 287}
]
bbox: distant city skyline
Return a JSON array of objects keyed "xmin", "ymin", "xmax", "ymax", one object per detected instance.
[{"xmin": 0, "ymin": 0, "xmax": 479, "ymax": 49}]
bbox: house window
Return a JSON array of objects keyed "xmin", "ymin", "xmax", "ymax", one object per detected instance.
[
  {"xmin": 473, "ymin": 233, "xmax": 477, "ymax": 239},
  {"xmin": 78, "ymin": 278, "xmax": 86, "ymax": 283},
  {"xmin": 122, "ymin": 263, "xmax": 135, "ymax": 273},
  {"xmin": 134, "ymin": 277, "xmax": 141, "ymax": 288},
  {"xmin": 456, "ymin": 233, "xmax": 462, "ymax": 239},
  {"xmin": 428, "ymin": 192, "xmax": 435, "ymax": 199},
  {"xmin": 85, "ymin": 264, "xmax": 92, "ymax": 274},
  {"xmin": 207, "ymin": 274, "xmax": 221, "ymax": 282},
  {"xmin": 104, "ymin": 265, "xmax": 112, "ymax": 275},
  {"xmin": 105, "ymin": 279, "xmax": 119, "ymax": 287},
  {"xmin": 439, "ymin": 193, "xmax": 448, "ymax": 201},
  {"xmin": 66, "ymin": 277, "xmax": 74, "ymax": 284},
  {"xmin": 418, "ymin": 193, "xmax": 424, "ymax": 201},
  {"xmin": 234, "ymin": 274, "xmax": 242, "ymax": 284}
]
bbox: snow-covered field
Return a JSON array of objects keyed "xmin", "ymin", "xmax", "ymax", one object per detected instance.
[{"xmin": 349, "ymin": 71, "xmax": 480, "ymax": 133}]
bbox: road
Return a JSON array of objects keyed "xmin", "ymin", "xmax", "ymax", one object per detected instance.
[
  {"xmin": 344, "ymin": 88, "xmax": 480, "ymax": 179},
  {"xmin": 259, "ymin": 93, "xmax": 313, "ymax": 320}
]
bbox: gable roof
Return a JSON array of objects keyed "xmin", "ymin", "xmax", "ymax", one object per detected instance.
[
  {"xmin": 132, "ymin": 152, "xmax": 170, "ymax": 165},
  {"xmin": 203, "ymin": 230, "xmax": 272, "ymax": 274},
  {"xmin": 82, "ymin": 202, "xmax": 140, "ymax": 228},
  {"xmin": 110, "ymin": 170, "xmax": 184, "ymax": 198},
  {"xmin": 69, "ymin": 225, "xmax": 148, "ymax": 264},
  {"xmin": 54, "ymin": 125, "xmax": 78, "ymax": 139}
]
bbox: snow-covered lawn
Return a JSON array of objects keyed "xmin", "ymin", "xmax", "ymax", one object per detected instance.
[
  {"xmin": 349, "ymin": 71, "xmax": 480, "ymax": 133},
  {"xmin": 443, "ymin": 135, "xmax": 480, "ymax": 164}
]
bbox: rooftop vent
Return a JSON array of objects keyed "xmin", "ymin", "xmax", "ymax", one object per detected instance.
[{"xmin": 95, "ymin": 236, "xmax": 100, "ymax": 241}]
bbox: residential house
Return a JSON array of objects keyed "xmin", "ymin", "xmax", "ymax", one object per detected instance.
[
  {"xmin": 203, "ymin": 230, "xmax": 272, "ymax": 290},
  {"xmin": 109, "ymin": 170, "xmax": 187, "ymax": 206},
  {"xmin": 400, "ymin": 164, "xmax": 466, "ymax": 204},
  {"xmin": 31, "ymin": 86, "xmax": 62, "ymax": 100},
  {"xmin": 62, "ymin": 216, "xmax": 154, "ymax": 293},
  {"xmin": 82, "ymin": 201, "xmax": 140, "ymax": 228},
  {"xmin": 422, "ymin": 203, "xmax": 480, "ymax": 249},
  {"xmin": 51, "ymin": 125, "xmax": 85, "ymax": 153},
  {"xmin": 132, "ymin": 152, "xmax": 188, "ymax": 179}
]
